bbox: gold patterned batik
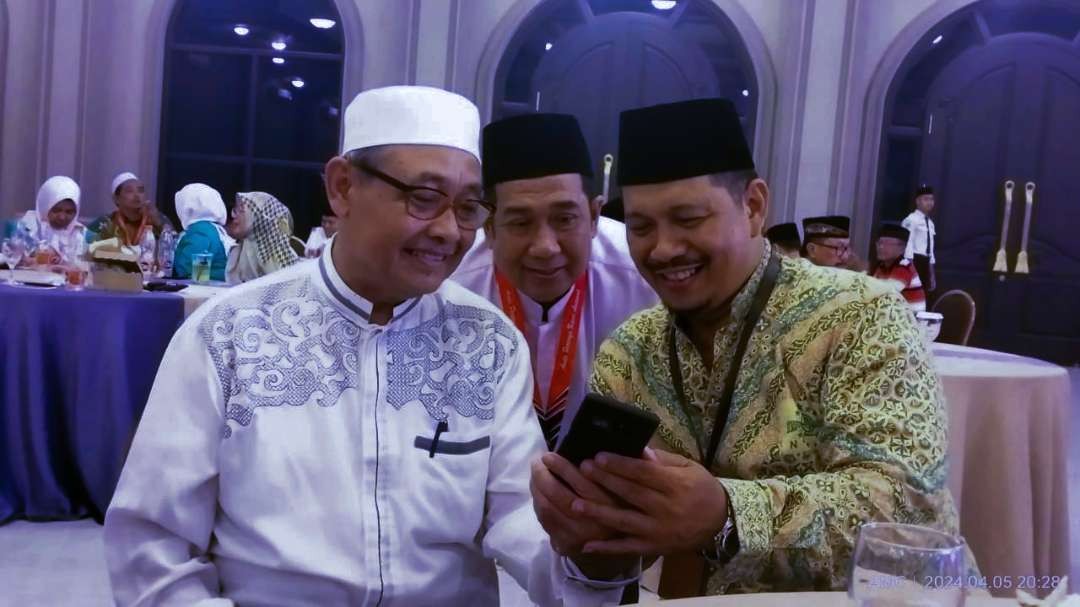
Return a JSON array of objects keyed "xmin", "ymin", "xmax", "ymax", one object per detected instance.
[{"xmin": 590, "ymin": 242, "xmax": 968, "ymax": 594}]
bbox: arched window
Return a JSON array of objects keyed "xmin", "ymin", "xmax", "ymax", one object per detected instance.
[
  {"xmin": 159, "ymin": 0, "xmax": 345, "ymax": 238},
  {"xmin": 493, "ymin": 0, "xmax": 757, "ymax": 199}
]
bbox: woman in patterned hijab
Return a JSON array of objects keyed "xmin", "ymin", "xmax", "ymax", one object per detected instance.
[{"xmin": 225, "ymin": 192, "xmax": 301, "ymax": 284}]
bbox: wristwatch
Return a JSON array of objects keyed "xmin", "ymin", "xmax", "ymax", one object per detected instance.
[{"xmin": 701, "ymin": 504, "xmax": 739, "ymax": 564}]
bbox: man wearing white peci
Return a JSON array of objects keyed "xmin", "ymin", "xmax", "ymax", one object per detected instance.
[{"xmin": 103, "ymin": 85, "xmax": 635, "ymax": 606}]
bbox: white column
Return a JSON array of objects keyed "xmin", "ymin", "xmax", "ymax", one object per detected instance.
[{"xmin": 789, "ymin": 0, "xmax": 856, "ymax": 221}]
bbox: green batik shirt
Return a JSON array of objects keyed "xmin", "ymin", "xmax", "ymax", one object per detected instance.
[{"xmin": 589, "ymin": 241, "xmax": 965, "ymax": 594}]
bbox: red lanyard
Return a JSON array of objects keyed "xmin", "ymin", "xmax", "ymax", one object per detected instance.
[{"xmin": 495, "ymin": 271, "xmax": 588, "ymax": 447}]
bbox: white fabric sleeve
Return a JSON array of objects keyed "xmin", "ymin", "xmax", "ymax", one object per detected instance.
[
  {"xmin": 103, "ymin": 321, "xmax": 232, "ymax": 607},
  {"xmin": 479, "ymin": 332, "xmax": 628, "ymax": 607},
  {"xmin": 901, "ymin": 215, "xmax": 916, "ymax": 261}
]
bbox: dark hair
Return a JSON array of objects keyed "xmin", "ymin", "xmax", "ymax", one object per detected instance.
[{"xmin": 708, "ymin": 169, "xmax": 759, "ymax": 202}]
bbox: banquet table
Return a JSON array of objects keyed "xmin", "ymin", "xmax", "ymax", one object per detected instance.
[
  {"xmin": 0, "ymin": 281, "xmax": 227, "ymax": 523},
  {"xmin": 934, "ymin": 343, "xmax": 1072, "ymax": 596}
]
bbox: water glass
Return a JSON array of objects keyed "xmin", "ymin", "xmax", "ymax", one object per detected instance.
[
  {"xmin": 849, "ymin": 522, "xmax": 968, "ymax": 607},
  {"xmin": 192, "ymin": 252, "xmax": 213, "ymax": 283},
  {"xmin": 1, "ymin": 238, "xmax": 25, "ymax": 284}
]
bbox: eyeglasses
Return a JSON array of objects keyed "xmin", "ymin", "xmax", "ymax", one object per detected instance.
[
  {"xmin": 812, "ymin": 241, "xmax": 850, "ymax": 254},
  {"xmin": 354, "ymin": 162, "xmax": 492, "ymax": 230}
]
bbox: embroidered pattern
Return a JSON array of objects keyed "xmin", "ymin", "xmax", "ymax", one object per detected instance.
[
  {"xmin": 199, "ymin": 279, "xmax": 362, "ymax": 437},
  {"xmin": 198, "ymin": 279, "xmax": 519, "ymax": 436},
  {"xmin": 384, "ymin": 302, "xmax": 519, "ymax": 421}
]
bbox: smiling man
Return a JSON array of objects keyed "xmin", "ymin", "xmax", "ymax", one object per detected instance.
[
  {"xmin": 532, "ymin": 98, "xmax": 964, "ymax": 597},
  {"xmin": 452, "ymin": 113, "xmax": 656, "ymax": 449},
  {"xmin": 104, "ymin": 86, "xmax": 630, "ymax": 606}
]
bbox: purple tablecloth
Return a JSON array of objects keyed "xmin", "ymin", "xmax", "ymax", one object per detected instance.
[{"xmin": 0, "ymin": 284, "xmax": 185, "ymax": 523}]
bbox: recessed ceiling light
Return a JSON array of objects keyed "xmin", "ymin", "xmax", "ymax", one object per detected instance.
[
  {"xmin": 741, "ymin": 89, "xmax": 750, "ymax": 97},
  {"xmin": 272, "ymin": 41, "xmax": 287, "ymax": 51},
  {"xmin": 310, "ymin": 18, "xmax": 336, "ymax": 29},
  {"xmin": 932, "ymin": 34, "xmax": 944, "ymax": 45},
  {"xmin": 652, "ymin": 0, "xmax": 677, "ymax": 10},
  {"xmin": 233, "ymin": 25, "xmax": 250, "ymax": 36},
  {"xmin": 291, "ymin": 78, "xmax": 306, "ymax": 89},
  {"xmin": 272, "ymin": 57, "xmax": 285, "ymax": 65},
  {"xmin": 545, "ymin": 42, "xmax": 553, "ymax": 51}
]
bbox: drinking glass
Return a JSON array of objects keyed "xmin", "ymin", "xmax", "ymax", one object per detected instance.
[
  {"xmin": 849, "ymin": 522, "xmax": 968, "ymax": 607},
  {"xmin": 1, "ymin": 238, "xmax": 25, "ymax": 284},
  {"xmin": 192, "ymin": 252, "xmax": 213, "ymax": 283}
]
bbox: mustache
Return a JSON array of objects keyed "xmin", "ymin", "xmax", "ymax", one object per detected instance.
[{"xmin": 644, "ymin": 255, "xmax": 706, "ymax": 272}]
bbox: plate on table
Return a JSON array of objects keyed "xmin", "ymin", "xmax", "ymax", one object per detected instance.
[{"xmin": 7, "ymin": 269, "xmax": 65, "ymax": 287}]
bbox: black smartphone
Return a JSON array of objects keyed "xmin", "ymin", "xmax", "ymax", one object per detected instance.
[
  {"xmin": 555, "ymin": 393, "xmax": 660, "ymax": 466},
  {"xmin": 144, "ymin": 281, "xmax": 187, "ymax": 293}
]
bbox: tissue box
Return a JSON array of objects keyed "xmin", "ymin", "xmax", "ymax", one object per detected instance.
[{"xmin": 89, "ymin": 238, "xmax": 143, "ymax": 292}]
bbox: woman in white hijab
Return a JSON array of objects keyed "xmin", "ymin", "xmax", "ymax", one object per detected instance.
[
  {"xmin": 224, "ymin": 192, "xmax": 302, "ymax": 284},
  {"xmin": 172, "ymin": 183, "xmax": 235, "ymax": 281},
  {"xmin": 17, "ymin": 175, "xmax": 87, "ymax": 264}
]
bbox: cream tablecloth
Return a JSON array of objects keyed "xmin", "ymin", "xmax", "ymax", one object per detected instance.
[
  {"xmin": 934, "ymin": 343, "xmax": 1072, "ymax": 596},
  {"xmin": 177, "ymin": 283, "xmax": 230, "ymax": 318}
]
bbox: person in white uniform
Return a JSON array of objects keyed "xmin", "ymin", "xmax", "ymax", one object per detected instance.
[
  {"xmin": 902, "ymin": 183, "xmax": 937, "ymax": 294},
  {"xmin": 451, "ymin": 113, "xmax": 658, "ymax": 450},
  {"xmin": 103, "ymin": 86, "xmax": 634, "ymax": 606}
]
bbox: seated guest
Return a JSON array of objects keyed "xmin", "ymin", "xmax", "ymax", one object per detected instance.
[
  {"xmin": 173, "ymin": 183, "xmax": 233, "ymax": 281},
  {"xmin": 451, "ymin": 113, "xmax": 657, "ymax": 449},
  {"xmin": 225, "ymin": 191, "xmax": 301, "ymax": 284},
  {"xmin": 19, "ymin": 175, "xmax": 86, "ymax": 263},
  {"xmin": 802, "ymin": 215, "xmax": 852, "ymax": 268},
  {"xmin": 532, "ymin": 98, "xmax": 966, "ymax": 596},
  {"xmin": 103, "ymin": 85, "xmax": 633, "ymax": 606},
  {"xmin": 304, "ymin": 209, "xmax": 341, "ymax": 257},
  {"xmin": 871, "ymin": 222, "xmax": 925, "ymax": 312},
  {"xmin": 764, "ymin": 222, "xmax": 800, "ymax": 258},
  {"xmin": 86, "ymin": 173, "xmax": 173, "ymax": 255}
]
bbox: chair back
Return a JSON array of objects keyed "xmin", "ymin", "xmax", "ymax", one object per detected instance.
[{"xmin": 931, "ymin": 289, "xmax": 976, "ymax": 346}]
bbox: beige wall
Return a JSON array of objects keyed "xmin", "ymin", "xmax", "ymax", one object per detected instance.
[{"xmin": 0, "ymin": 0, "xmax": 980, "ymax": 251}]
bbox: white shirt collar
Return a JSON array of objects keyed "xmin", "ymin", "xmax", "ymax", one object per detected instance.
[
  {"xmin": 316, "ymin": 237, "xmax": 422, "ymax": 326},
  {"xmin": 519, "ymin": 284, "xmax": 574, "ymax": 326}
]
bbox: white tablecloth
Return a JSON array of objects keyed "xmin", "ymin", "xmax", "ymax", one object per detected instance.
[
  {"xmin": 177, "ymin": 283, "xmax": 230, "ymax": 318},
  {"xmin": 934, "ymin": 343, "xmax": 1072, "ymax": 596}
]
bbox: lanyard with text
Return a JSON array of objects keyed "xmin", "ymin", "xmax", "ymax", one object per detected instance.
[
  {"xmin": 496, "ymin": 271, "xmax": 588, "ymax": 449},
  {"xmin": 668, "ymin": 254, "xmax": 781, "ymax": 470}
]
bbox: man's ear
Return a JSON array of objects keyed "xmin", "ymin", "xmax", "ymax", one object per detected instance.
[
  {"xmin": 744, "ymin": 178, "xmax": 769, "ymax": 238},
  {"xmin": 589, "ymin": 195, "xmax": 604, "ymax": 237},
  {"xmin": 324, "ymin": 157, "xmax": 353, "ymax": 219},
  {"xmin": 482, "ymin": 217, "xmax": 495, "ymax": 249}
]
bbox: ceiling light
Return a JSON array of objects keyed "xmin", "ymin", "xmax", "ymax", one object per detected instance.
[
  {"xmin": 932, "ymin": 34, "xmax": 944, "ymax": 45},
  {"xmin": 291, "ymin": 78, "xmax": 306, "ymax": 89},
  {"xmin": 741, "ymin": 89, "xmax": 750, "ymax": 97},
  {"xmin": 272, "ymin": 41, "xmax": 287, "ymax": 51},
  {"xmin": 310, "ymin": 18, "xmax": 336, "ymax": 29},
  {"xmin": 544, "ymin": 42, "xmax": 553, "ymax": 51},
  {"xmin": 272, "ymin": 57, "xmax": 285, "ymax": 65},
  {"xmin": 233, "ymin": 25, "xmax": 250, "ymax": 36},
  {"xmin": 652, "ymin": 0, "xmax": 678, "ymax": 9}
]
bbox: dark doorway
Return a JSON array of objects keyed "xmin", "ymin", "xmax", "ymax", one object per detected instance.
[
  {"xmin": 877, "ymin": 0, "xmax": 1080, "ymax": 364},
  {"xmin": 493, "ymin": 0, "xmax": 757, "ymax": 202}
]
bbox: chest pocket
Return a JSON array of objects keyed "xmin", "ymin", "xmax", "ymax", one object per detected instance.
[{"xmin": 407, "ymin": 423, "xmax": 493, "ymax": 543}]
